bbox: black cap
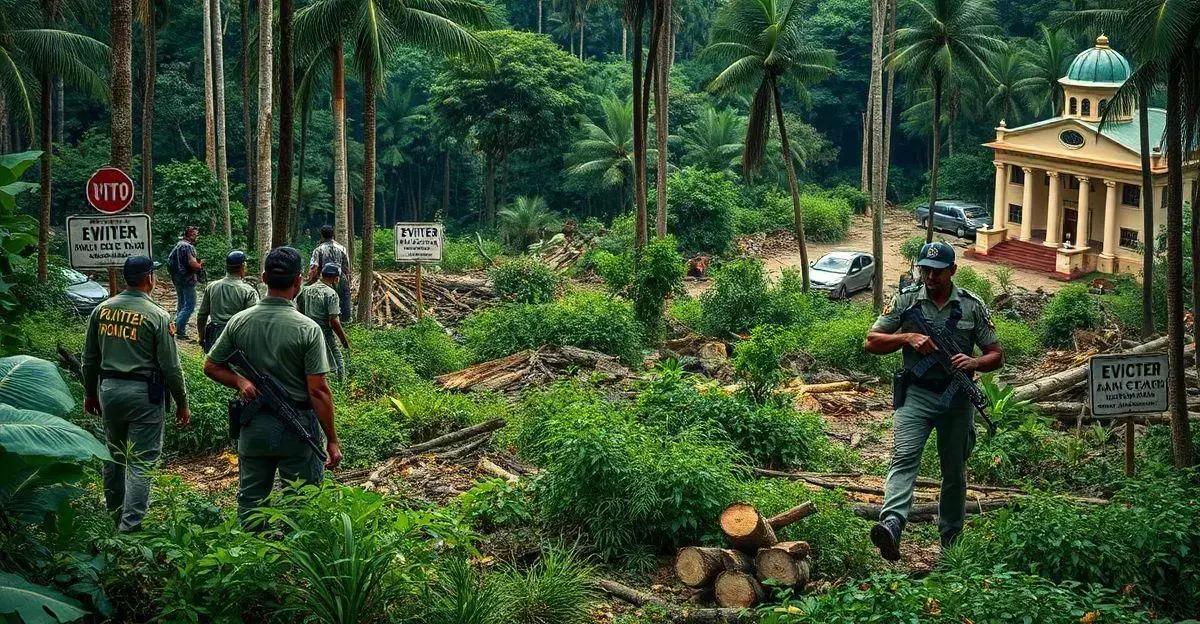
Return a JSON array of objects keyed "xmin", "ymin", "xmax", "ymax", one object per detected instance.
[
  {"xmin": 226, "ymin": 250, "xmax": 247, "ymax": 266},
  {"xmin": 264, "ymin": 246, "xmax": 302, "ymax": 278},
  {"xmin": 122, "ymin": 255, "xmax": 162, "ymax": 282},
  {"xmin": 321, "ymin": 262, "xmax": 341, "ymax": 277},
  {"xmin": 915, "ymin": 241, "xmax": 955, "ymax": 269}
]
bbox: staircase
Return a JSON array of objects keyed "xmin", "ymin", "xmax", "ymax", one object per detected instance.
[{"xmin": 973, "ymin": 239, "xmax": 1058, "ymax": 274}]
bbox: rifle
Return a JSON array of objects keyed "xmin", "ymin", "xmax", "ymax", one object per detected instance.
[
  {"xmin": 900, "ymin": 307, "xmax": 997, "ymax": 436},
  {"xmin": 226, "ymin": 350, "xmax": 329, "ymax": 462}
]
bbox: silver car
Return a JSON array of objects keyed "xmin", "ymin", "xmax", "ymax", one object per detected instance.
[
  {"xmin": 61, "ymin": 267, "xmax": 109, "ymax": 315},
  {"xmin": 808, "ymin": 251, "xmax": 875, "ymax": 299}
]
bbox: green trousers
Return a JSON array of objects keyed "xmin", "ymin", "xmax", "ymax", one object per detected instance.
[
  {"xmin": 880, "ymin": 385, "xmax": 976, "ymax": 543},
  {"xmin": 236, "ymin": 405, "xmax": 325, "ymax": 526},
  {"xmin": 99, "ymin": 378, "xmax": 165, "ymax": 532},
  {"xmin": 323, "ymin": 329, "xmax": 345, "ymax": 381}
]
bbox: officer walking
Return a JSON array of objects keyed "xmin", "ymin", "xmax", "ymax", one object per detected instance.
[
  {"xmin": 196, "ymin": 250, "xmax": 259, "ymax": 352},
  {"xmin": 82, "ymin": 256, "xmax": 190, "ymax": 532},
  {"xmin": 203, "ymin": 246, "xmax": 342, "ymax": 525},
  {"xmin": 167, "ymin": 226, "xmax": 204, "ymax": 340},
  {"xmin": 307, "ymin": 225, "xmax": 352, "ymax": 322},
  {"xmin": 863, "ymin": 241, "xmax": 1004, "ymax": 560},
  {"xmin": 298, "ymin": 262, "xmax": 350, "ymax": 380}
]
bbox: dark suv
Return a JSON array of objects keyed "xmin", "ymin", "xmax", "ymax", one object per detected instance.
[{"xmin": 914, "ymin": 200, "xmax": 993, "ymax": 239}]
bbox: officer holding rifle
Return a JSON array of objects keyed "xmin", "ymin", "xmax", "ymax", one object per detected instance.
[
  {"xmin": 863, "ymin": 241, "xmax": 1004, "ymax": 560},
  {"xmin": 203, "ymin": 246, "xmax": 343, "ymax": 526}
]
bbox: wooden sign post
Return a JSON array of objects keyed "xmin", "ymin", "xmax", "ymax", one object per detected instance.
[
  {"xmin": 1087, "ymin": 353, "xmax": 1169, "ymax": 476},
  {"xmin": 393, "ymin": 222, "xmax": 443, "ymax": 321}
]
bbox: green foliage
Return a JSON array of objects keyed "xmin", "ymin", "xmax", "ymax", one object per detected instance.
[
  {"xmin": 418, "ymin": 558, "xmax": 500, "ymax": 624},
  {"xmin": 0, "ymin": 151, "xmax": 45, "ymax": 347},
  {"xmin": 490, "ymin": 257, "xmax": 562, "ymax": 304},
  {"xmin": 666, "ymin": 168, "xmax": 739, "ymax": 254},
  {"xmin": 456, "ymin": 478, "xmax": 533, "ymax": 531},
  {"xmin": 668, "ymin": 296, "xmax": 703, "ymax": 332},
  {"xmin": 163, "ymin": 352, "xmax": 234, "ymax": 458},
  {"xmin": 992, "ymin": 265, "xmax": 1014, "ymax": 293},
  {"xmin": 899, "ymin": 235, "xmax": 926, "ymax": 262},
  {"xmin": 733, "ymin": 189, "xmax": 794, "ymax": 235},
  {"xmin": 349, "ymin": 319, "xmax": 469, "ymax": 379},
  {"xmin": 799, "ymin": 193, "xmax": 852, "ymax": 242},
  {"xmin": 993, "ymin": 317, "xmax": 1039, "ymax": 364},
  {"xmin": 344, "ymin": 337, "xmax": 423, "ymax": 401},
  {"xmin": 389, "ymin": 386, "xmax": 504, "ymax": 445},
  {"xmin": 937, "ymin": 151, "xmax": 996, "ymax": 206},
  {"xmin": 496, "ymin": 549, "xmax": 596, "ymax": 624},
  {"xmin": 498, "ymin": 196, "xmax": 561, "ymax": 250},
  {"xmin": 461, "ymin": 290, "xmax": 644, "ymax": 364},
  {"xmin": 697, "ymin": 259, "xmax": 771, "ymax": 336},
  {"xmin": 954, "ymin": 266, "xmax": 995, "ymax": 305},
  {"xmin": 282, "ymin": 512, "xmax": 399, "ymax": 624},
  {"xmin": 825, "ymin": 184, "xmax": 869, "ymax": 215},
  {"xmin": 440, "ymin": 237, "xmax": 503, "ymax": 273},
  {"xmin": 0, "ymin": 571, "xmax": 88, "ymax": 624},
  {"xmin": 631, "ymin": 237, "xmax": 686, "ymax": 338},
  {"xmin": 1037, "ymin": 284, "xmax": 1100, "ymax": 347},
  {"xmin": 590, "ymin": 250, "xmax": 634, "ymax": 294},
  {"xmin": 152, "ymin": 159, "xmax": 221, "ymax": 252},
  {"xmin": 334, "ymin": 399, "xmax": 408, "ymax": 470},
  {"xmin": 799, "ymin": 307, "xmax": 897, "ymax": 378},
  {"xmin": 733, "ymin": 326, "xmax": 800, "ymax": 401}
]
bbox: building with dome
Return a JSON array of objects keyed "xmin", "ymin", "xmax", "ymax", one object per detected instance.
[{"xmin": 973, "ymin": 35, "xmax": 1199, "ymax": 278}]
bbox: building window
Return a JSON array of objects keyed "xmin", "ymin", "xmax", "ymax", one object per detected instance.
[
  {"xmin": 1011, "ymin": 166, "xmax": 1025, "ymax": 184},
  {"xmin": 1119, "ymin": 228, "xmax": 1140, "ymax": 249},
  {"xmin": 1069, "ymin": 97, "xmax": 1078, "ymax": 114},
  {"xmin": 1008, "ymin": 204, "xmax": 1022, "ymax": 224},
  {"xmin": 1082, "ymin": 99, "xmax": 1091, "ymax": 116},
  {"xmin": 1122, "ymin": 184, "xmax": 1141, "ymax": 207},
  {"xmin": 1099, "ymin": 99, "xmax": 1109, "ymax": 115}
]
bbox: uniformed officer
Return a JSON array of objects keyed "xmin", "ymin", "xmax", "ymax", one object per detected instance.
[
  {"xmin": 203, "ymin": 246, "xmax": 342, "ymax": 525},
  {"xmin": 863, "ymin": 241, "xmax": 1004, "ymax": 560},
  {"xmin": 196, "ymin": 250, "xmax": 259, "ymax": 352},
  {"xmin": 307, "ymin": 225, "xmax": 352, "ymax": 322},
  {"xmin": 82, "ymin": 256, "xmax": 190, "ymax": 532},
  {"xmin": 297, "ymin": 262, "xmax": 350, "ymax": 380}
]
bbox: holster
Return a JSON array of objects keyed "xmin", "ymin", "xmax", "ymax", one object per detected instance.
[
  {"xmin": 146, "ymin": 370, "xmax": 166, "ymax": 406},
  {"xmin": 892, "ymin": 369, "xmax": 910, "ymax": 409},
  {"xmin": 228, "ymin": 398, "xmax": 254, "ymax": 441}
]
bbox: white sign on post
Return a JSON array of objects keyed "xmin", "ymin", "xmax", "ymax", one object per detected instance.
[
  {"xmin": 394, "ymin": 222, "xmax": 443, "ymax": 262},
  {"xmin": 66, "ymin": 214, "xmax": 153, "ymax": 269},
  {"xmin": 1087, "ymin": 353, "xmax": 1169, "ymax": 416}
]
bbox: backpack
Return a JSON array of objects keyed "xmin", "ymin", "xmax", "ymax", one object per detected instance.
[{"xmin": 166, "ymin": 241, "xmax": 189, "ymax": 278}]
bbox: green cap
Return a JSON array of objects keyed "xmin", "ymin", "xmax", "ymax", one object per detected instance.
[{"xmin": 915, "ymin": 241, "xmax": 955, "ymax": 269}]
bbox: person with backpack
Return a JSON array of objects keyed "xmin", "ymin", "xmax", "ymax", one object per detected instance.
[{"xmin": 166, "ymin": 226, "xmax": 204, "ymax": 340}]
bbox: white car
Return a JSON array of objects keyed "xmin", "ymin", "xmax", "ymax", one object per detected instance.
[{"xmin": 808, "ymin": 251, "xmax": 875, "ymax": 299}]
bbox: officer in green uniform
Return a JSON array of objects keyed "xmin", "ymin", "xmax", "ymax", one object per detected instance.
[
  {"xmin": 203, "ymin": 246, "xmax": 342, "ymax": 525},
  {"xmin": 196, "ymin": 250, "xmax": 259, "ymax": 352},
  {"xmin": 297, "ymin": 262, "xmax": 350, "ymax": 380},
  {"xmin": 863, "ymin": 241, "xmax": 1004, "ymax": 560},
  {"xmin": 82, "ymin": 256, "xmax": 190, "ymax": 532}
]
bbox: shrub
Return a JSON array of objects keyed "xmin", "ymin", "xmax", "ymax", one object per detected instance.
[
  {"xmin": 590, "ymin": 250, "xmax": 634, "ymax": 294},
  {"xmin": 994, "ymin": 317, "xmax": 1039, "ymax": 364},
  {"xmin": 152, "ymin": 159, "xmax": 221, "ymax": 252},
  {"xmin": 344, "ymin": 338, "xmax": 423, "ymax": 400},
  {"xmin": 954, "ymin": 266, "xmax": 995, "ymax": 305},
  {"xmin": 899, "ymin": 236, "xmax": 925, "ymax": 262},
  {"xmin": 164, "ymin": 351, "xmax": 234, "ymax": 457},
  {"xmin": 457, "ymin": 478, "xmax": 533, "ymax": 530},
  {"xmin": 350, "ymin": 318, "xmax": 469, "ymax": 379},
  {"xmin": 631, "ymin": 236, "xmax": 685, "ymax": 338},
  {"xmin": 390, "ymin": 383, "xmax": 506, "ymax": 444},
  {"xmin": 490, "ymin": 257, "xmax": 562, "ymax": 304},
  {"xmin": 697, "ymin": 259, "xmax": 771, "ymax": 336},
  {"xmin": 334, "ymin": 399, "xmax": 408, "ymax": 469},
  {"xmin": 439, "ymin": 236, "xmax": 503, "ymax": 273},
  {"xmin": 733, "ymin": 326, "xmax": 801, "ymax": 400},
  {"xmin": 826, "ymin": 184, "xmax": 869, "ymax": 215},
  {"xmin": 798, "ymin": 307, "xmax": 898, "ymax": 377},
  {"xmin": 497, "ymin": 549, "xmax": 596, "ymax": 624},
  {"xmin": 668, "ymin": 296, "xmax": 702, "ymax": 332},
  {"xmin": 992, "ymin": 265, "xmax": 1014, "ymax": 293},
  {"xmin": 666, "ymin": 168, "xmax": 739, "ymax": 254},
  {"xmin": 1038, "ymin": 284, "xmax": 1100, "ymax": 347},
  {"xmin": 734, "ymin": 190, "xmax": 794, "ymax": 235},
  {"xmin": 799, "ymin": 194, "xmax": 851, "ymax": 242}
]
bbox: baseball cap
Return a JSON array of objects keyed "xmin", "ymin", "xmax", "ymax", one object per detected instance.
[
  {"xmin": 122, "ymin": 255, "xmax": 162, "ymax": 282},
  {"xmin": 915, "ymin": 241, "xmax": 955, "ymax": 269},
  {"xmin": 321, "ymin": 262, "xmax": 341, "ymax": 277},
  {"xmin": 264, "ymin": 246, "xmax": 302, "ymax": 279},
  {"xmin": 226, "ymin": 250, "xmax": 247, "ymax": 266}
]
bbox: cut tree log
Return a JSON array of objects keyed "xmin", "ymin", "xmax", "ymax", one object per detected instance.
[
  {"xmin": 719, "ymin": 503, "xmax": 777, "ymax": 551},
  {"xmin": 364, "ymin": 419, "xmax": 507, "ymax": 483},
  {"xmin": 1011, "ymin": 337, "xmax": 1192, "ymax": 402},
  {"xmin": 478, "ymin": 457, "xmax": 519, "ymax": 483},
  {"xmin": 754, "ymin": 548, "xmax": 810, "ymax": 589},
  {"xmin": 765, "ymin": 501, "xmax": 817, "ymax": 528},
  {"xmin": 720, "ymin": 549, "xmax": 754, "ymax": 572},
  {"xmin": 435, "ymin": 433, "xmax": 491, "ymax": 459},
  {"xmin": 436, "ymin": 346, "xmax": 635, "ymax": 394},
  {"xmin": 675, "ymin": 547, "xmax": 754, "ymax": 588},
  {"xmin": 596, "ymin": 579, "xmax": 750, "ymax": 623},
  {"xmin": 713, "ymin": 571, "xmax": 765, "ymax": 608}
]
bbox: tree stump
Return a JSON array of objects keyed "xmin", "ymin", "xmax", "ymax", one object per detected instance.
[
  {"xmin": 755, "ymin": 547, "xmax": 811, "ymax": 589},
  {"xmin": 714, "ymin": 571, "xmax": 765, "ymax": 608},
  {"xmin": 719, "ymin": 502, "xmax": 778, "ymax": 552},
  {"xmin": 675, "ymin": 547, "xmax": 754, "ymax": 587}
]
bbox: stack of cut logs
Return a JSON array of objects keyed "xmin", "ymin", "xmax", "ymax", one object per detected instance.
[
  {"xmin": 675, "ymin": 501, "xmax": 816, "ymax": 609},
  {"xmin": 371, "ymin": 271, "xmax": 494, "ymax": 326}
]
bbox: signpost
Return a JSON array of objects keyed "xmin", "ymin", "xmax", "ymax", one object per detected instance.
[
  {"xmin": 394, "ymin": 222, "xmax": 444, "ymax": 320},
  {"xmin": 76, "ymin": 166, "xmax": 140, "ymax": 296},
  {"xmin": 1087, "ymin": 353, "xmax": 1169, "ymax": 476},
  {"xmin": 86, "ymin": 166, "xmax": 136, "ymax": 214}
]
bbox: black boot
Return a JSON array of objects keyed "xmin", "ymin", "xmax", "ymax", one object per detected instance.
[{"xmin": 871, "ymin": 515, "xmax": 904, "ymax": 562}]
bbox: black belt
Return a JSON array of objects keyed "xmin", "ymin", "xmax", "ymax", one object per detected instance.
[
  {"xmin": 910, "ymin": 375, "xmax": 952, "ymax": 394},
  {"xmin": 99, "ymin": 369, "xmax": 156, "ymax": 383}
]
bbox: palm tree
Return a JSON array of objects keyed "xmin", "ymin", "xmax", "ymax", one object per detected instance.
[
  {"xmin": 653, "ymin": 0, "xmax": 674, "ymax": 238},
  {"xmin": 254, "ymin": 0, "xmax": 273, "ymax": 262},
  {"xmin": 137, "ymin": 0, "xmax": 165, "ymax": 217},
  {"xmin": 240, "ymin": 0, "xmax": 255, "ymax": 246},
  {"xmin": 679, "ymin": 105, "xmax": 744, "ymax": 175},
  {"xmin": 377, "ymin": 82, "xmax": 427, "ymax": 222},
  {"xmin": 332, "ymin": 42, "xmax": 348, "ymax": 248},
  {"xmin": 274, "ymin": 0, "xmax": 295, "ymax": 247},
  {"xmin": 889, "ymin": 0, "xmax": 1003, "ymax": 243},
  {"xmin": 986, "ymin": 46, "xmax": 1031, "ymax": 124},
  {"xmin": 295, "ymin": 0, "xmax": 493, "ymax": 326},
  {"xmin": 1016, "ymin": 24, "xmax": 1072, "ymax": 117},
  {"xmin": 703, "ymin": 0, "xmax": 835, "ymax": 290},
  {"xmin": 203, "ymin": 0, "xmax": 215, "ymax": 170},
  {"xmin": 869, "ymin": 0, "xmax": 885, "ymax": 311},
  {"xmin": 498, "ymin": 196, "xmax": 561, "ymax": 249},
  {"xmin": 567, "ymin": 96, "xmax": 635, "ymax": 210},
  {"xmin": 625, "ymin": 0, "xmax": 651, "ymax": 251}
]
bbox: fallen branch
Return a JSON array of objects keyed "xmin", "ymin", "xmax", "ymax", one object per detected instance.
[
  {"xmin": 752, "ymin": 468, "xmax": 1027, "ymax": 496},
  {"xmin": 1012, "ymin": 337, "xmax": 1192, "ymax": 402},
  {"xmin": 435, "ymin": 433, "xmax": 492, "ymax": 460},
  {"xmin": 478, "ymin": 457, "xmax": 520, "ymax": 483},
  {"xmin": 596, "ymin": 579, "xmax": 750, "ymax": 623},
  {"xmin": 366, "ymin": 419, "xmax": 507, "ymax": 483}
]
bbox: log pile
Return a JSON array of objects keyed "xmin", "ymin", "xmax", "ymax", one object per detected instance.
[
  {"xmin": 435, "ymin": 346, "xmax": 636, "ymax": 394},
  {"xmin": 371, "ymin": 271, "xmax": 494, "ymax": 326},
  {"xmin": 673, "ymin": 501, "xmax": 816, "ymax": 609},
  {"xmin": 735, "ymin": 230, "xmax": 796, "ymax": 258},
  {"xmin": 534, "ymin": 231, "xmax": 597, "ymax": 271}
]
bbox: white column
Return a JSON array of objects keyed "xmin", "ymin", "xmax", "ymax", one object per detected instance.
[
  {"xmin": 992, "ymin": 161, "xmax": 1008, "ymax": 228},
  {"xmin": 1020, "ymin": 167, "xmax": 1035, "ymax": 241},
  {"xmin": 1101, "ymin": 180, "xmax": 1119, "ymax": 258},
  {"xmin": 1075, "ymin": 176, "xmax": 1091, "ymax": 249},
  {"xmin": 1045, "ymin": 171, "xmax": 1062, "ymax": 246}
]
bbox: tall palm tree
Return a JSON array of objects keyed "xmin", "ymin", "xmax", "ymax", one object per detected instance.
[
  {"xmin": 498, "ymin": 195, "xmax": 561, "ymax": 249},
  {"xmin": 1016, "ymin": 24, "xmax": 1072, "ymax": 117},
  {"xmin": 986, "ymin": 46, "xmax": 1031, "ymax": 124},
  {"xmin": 889, "ymin": 0, "xmax": 1003, "ymax": 243},
  {"xmin": 332, "ymin": 42, "xmax": 348, "ymax": 248},
  {"xmin": 679, "ymin": 105, "xmax": 744, "ymax": 175},
  {"xmin": 567, "ymin": 96, "xmax": 636, "ymax": 210},
  {"xmin": 241, "ymin": 0, "xmax": 255, "ymax": 246},
  {"xmin": 295, "ymin": 0, "xmax": 493, "ymax": 326},
  {"xmin": 254, "ymin": 0, "xmax": 273, "ymax": 262},
  {"xmin": 210, "ymin": 0, "xmax": 231, "ymax": 243},
  {"xmin": 703, "ymin": 0, "xmax": 835, "ymax": 290},
  {"xmin": 136, "ymin": 0, "xmax": 165, "ymax": 216},
  {"xmin": 274, "ymin": 0, "xmax": 295, "ymax": 247}
]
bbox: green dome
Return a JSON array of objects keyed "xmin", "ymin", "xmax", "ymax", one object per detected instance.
[{"xmin": 1065, "ymin": 35, "xmax": 1131, "ymax": 84}]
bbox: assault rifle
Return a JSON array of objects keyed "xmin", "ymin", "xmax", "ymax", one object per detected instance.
[
  {"xmin": 901, "ymin": 307, "xmax": 997, "ymax": 436},
  {"xmin": 226, "ymin": 350, "xmax": 328, "ymax": 462}
]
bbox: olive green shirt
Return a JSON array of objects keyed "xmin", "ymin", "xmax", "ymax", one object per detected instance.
[
  {"xmin": 207, "ymin": 297, "xmax": 331, "ymax": 402},
  {"xmin": 82, "ymin": 289, "xmax": 187, "ymax": 405},
  {"xmin": 872, "ymin": 284, "xmax": 999, "ymax": 380},
  {"xmin": 296, "ymin": 283, "xmax": 340, "ymax": 330},
  {"xmin": 197, "ymin": 275, "xmax": 259, "ymax": 329}
]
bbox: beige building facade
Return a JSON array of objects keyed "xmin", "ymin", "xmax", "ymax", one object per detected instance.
[{"xmin": 974, "ymin": 35, "xmax": 1199, "ymax": 278}]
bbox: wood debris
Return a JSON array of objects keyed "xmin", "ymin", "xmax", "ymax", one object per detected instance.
[
  {"xmin": 435, "ymin": 346, "xmax": 636, "ymax": 394},
  {"xmin": 533, "ymin": 230, "xmax": 597, "ymax": 271},
  {"xmin": 371, "ymin": 270, "xmax": 494, "ymax": 326}
]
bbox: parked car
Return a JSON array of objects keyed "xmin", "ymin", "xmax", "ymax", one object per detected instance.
[
  {"xmin": 62, "ymin": 267, "xmax": 108, "ymax": 315},
  {"xmin": 914, "ymin": 200, "xmax": 992, "ymax": 239},
  {"xmin": 808, "ymin": 251, "xmax": 875, "ymax": 299}
]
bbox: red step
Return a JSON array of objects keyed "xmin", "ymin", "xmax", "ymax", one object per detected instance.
[{"xmin": 969, "ymin": 240, "xmax": 1057, "ymax": 273}]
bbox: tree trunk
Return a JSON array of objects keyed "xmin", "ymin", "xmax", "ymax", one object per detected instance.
[
  {"xmin": 273, "ymin": 0, "xmax": 294, "ymax": 247},
  {"xmin": 579, "ymin": 20, "xmax": 585, "ymax": 60},
  {"xmin": 622, "ymin": 25, "xmax": 627, "ymax": 58},
  {"xmin": 868, "ymin": 0, "xmax": 885, "ymax": 312},
  {"xmin": 203, "ymin": 0, "xmax": 216, "ymax": 171},
  {"xmin": 111, "ymin": 0, "xmax": 133, "ymax": 172},
  {"xmin": 881, "ymin": 0, "xmax": 895, "ymax": 198},
  {"xmin": 356, "ymin": 73, "xmax": 377, "ymax": 325},
  {"xmin": 1137, "ymin": 87, "xmax": 1154, "ymax": 337},
  {"xmin": 254, "ymin": 0, "xmax": 274, "ymax": 263},
  {"xmin": 537, "ymin": 0, "xmax": 542, "ymax": 33},
  {"xmin": 443, "ymin": 150, "xmax": 451, "ymax": 216},
  {"xmin": 1165, "ymin": 66, "xmax": 1194, "ymax": 467},
  {"xmin": 211, "ymin": 0, "xmax": 231, "ymax": 243},
  {"xmin": 754, "ymin": 549, "xmax": 809, "ymax": 589},
  {"xmin": 631, "ymin": 0, "xmax": 648, "ymax": 252},
  {"xmin": 653, "ymin": 1, "xmax": 671, "ymax": 238},
  {"xmin": 719, "ymin": 502, "xmax": 778, "ymax": 552},
  {"xmin": 141, "ymin": 4, "xmax": 156, "ymax": 215},
  {"xmin": 53, "ymin": 76, "xmax": 63, "ymax": 143},
  {"xmin": 713, "ymin": 572, "xmax": 763, "ymax": 609},
  {"xmin": 484, "ymin": 155, "xmax": 496, "ymax": 225},
  {"xmin": 332, "ymin": 42, "xmax": 349, "ymax": 251},
  {"xmin": 241, "ymin": 0, "xmax": 255, "ymax": 246},
  {"xmin": 37, "ymin": 74, "xmax": 50, "ymax": 283},
  {"xmin": 860, "ymin": 108, "xmax": 871, "ymax": 193},
  {"xmin": 771, "ymin": 77, "xmax": 809, "ymax": 290},
  {"xmin": 925, "ymin": 73, "xmax": 942, "ymax": 242},
  {"xmin": 0, "ymin": 92, "xmax": 9, "ymax": 153},
  {"xmin": 297, "ymin": 103, "xmax": 310, "ymax": 241}
]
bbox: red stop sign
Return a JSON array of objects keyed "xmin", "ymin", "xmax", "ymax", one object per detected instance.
[{"xmin": 86, "ymin": 167, "xmax": 135, "ymax": 214}]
